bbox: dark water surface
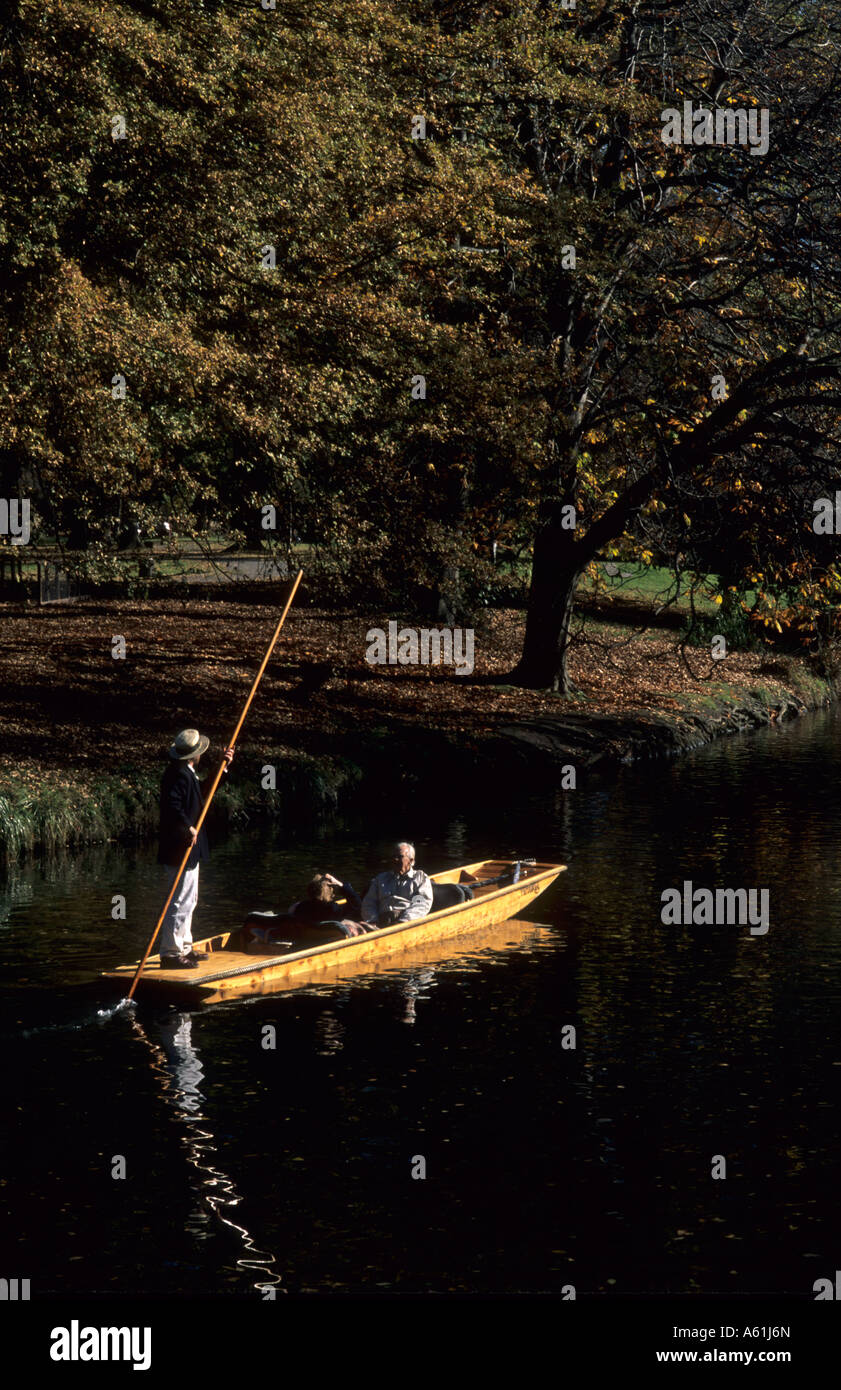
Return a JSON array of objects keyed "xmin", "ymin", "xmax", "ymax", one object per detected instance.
[{"xmin": 2, "ymin": 708, "xmax": 840, "ymax": 1298}]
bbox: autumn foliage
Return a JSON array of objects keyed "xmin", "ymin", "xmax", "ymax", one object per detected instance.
[{"xmin": 2, "ymin": 1, "xmax": 840, "ymax": 687}]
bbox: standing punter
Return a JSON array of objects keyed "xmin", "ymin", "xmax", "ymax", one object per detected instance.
[{"xmin": 158, "ymin": 728, "xmax": 234, "ymax": 968}]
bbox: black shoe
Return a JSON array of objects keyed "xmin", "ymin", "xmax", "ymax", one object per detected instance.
[
  {"xmin": 184, "ymin": 950, "xmax": 208, "ymax": 962},
  {"xmin": 160, "ymin": 954, "xmax": 198, "ymax": 970}
]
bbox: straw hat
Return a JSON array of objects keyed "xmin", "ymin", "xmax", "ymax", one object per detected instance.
[{"xmin": 168, "ymin": 728, "xmax": 210, "ymax": 761}]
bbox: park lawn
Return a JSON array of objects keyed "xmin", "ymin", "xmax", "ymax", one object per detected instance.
[
  {"xmin": 496, "ymin": 559, "xmax": 740, "ymax": 614},
  {"xmin": 576, "ymin": 562, "xmax": 751, "ymax": 615}
]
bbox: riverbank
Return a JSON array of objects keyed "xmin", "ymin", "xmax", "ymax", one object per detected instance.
[{"xmin": 0, "ymin": 593, "xmax": 833, "ymax": 861}]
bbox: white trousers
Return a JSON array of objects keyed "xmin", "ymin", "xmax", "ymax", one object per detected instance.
[{"xmin": 159, "ymin": 864, "xmax": 200, "ymax": 957}]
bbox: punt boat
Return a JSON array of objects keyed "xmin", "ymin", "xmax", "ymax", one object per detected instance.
[{"xmin": 102, "ymin": 859, "xmax": 566, "ymax": 1005}]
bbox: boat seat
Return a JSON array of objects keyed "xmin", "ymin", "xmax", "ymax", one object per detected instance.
[{"xmin": 431, "ymin": 882, "xmax": 474, "ymax": 911}]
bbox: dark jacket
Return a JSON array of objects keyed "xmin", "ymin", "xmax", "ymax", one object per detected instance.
[
  {"xmin": 157, "ymin": 762, "xmax": 210, "ymax": 869},
  {"xmin": 289, "ymin": 881, "xmax": 363, "ymax": 923}
]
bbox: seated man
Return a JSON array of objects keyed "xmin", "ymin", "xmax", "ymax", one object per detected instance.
[{"xmin": 361, "ymin": 842, "xmax": 433, "ymax": 929}]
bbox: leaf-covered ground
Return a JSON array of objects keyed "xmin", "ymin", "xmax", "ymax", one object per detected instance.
[{"xmin": 0, "ymin": 596, "xmax": 822, "ymax": 793}]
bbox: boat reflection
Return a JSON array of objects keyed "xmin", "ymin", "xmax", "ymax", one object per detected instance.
[
  {"xmin": 396, "ymin": 917, "xmax": 556, "ymax": 1022},
  {"xmin": 301, "ymin": 916, "xmax": 557, "ymax": 1026},
  {"xmin": 131, "ymin": 1010, "xmax": 283, "ymax": 1297}
]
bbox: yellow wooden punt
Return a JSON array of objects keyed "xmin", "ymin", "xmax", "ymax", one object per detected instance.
[{"xmin": 102, "ymin": 859, "xmax": 565, "ymax": 1005}]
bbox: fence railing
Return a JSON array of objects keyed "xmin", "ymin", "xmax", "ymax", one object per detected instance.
[
  {"xmin": 0, "ymin": 548, "xmax": 293, "ymax": 603},
  {"xmin": 0, "ymin": 553, "xmax": 24, "ymax": 592},
  {"xmin": 37, "ymin": 561, "xmax": 82, "ymax": 605}
]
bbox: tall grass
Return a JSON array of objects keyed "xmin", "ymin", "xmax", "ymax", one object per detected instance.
[
  {"xmin": 0, "ymin": 755, "xmax": 364, "ymax": 866},
  {"xmin": 0, "ymin": 772, "xmax": 161, "ymax": 865}
]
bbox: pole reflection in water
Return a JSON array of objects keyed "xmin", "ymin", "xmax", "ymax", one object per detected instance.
[{"xmin": 131, "ymin": 1010, "xmax": 283, "ymax": 1296}]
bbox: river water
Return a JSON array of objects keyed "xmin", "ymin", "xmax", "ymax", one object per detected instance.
[{"xmin": 2, "ymin": 707, "xmax": 840, "ymax": 1298}]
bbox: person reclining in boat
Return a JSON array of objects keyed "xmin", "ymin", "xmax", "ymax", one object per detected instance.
[
  {"xmin": 361, "ymin": 842, "xmax": 433, "ymax": 929},
  {"xmin": 289, "ymin": 874, "xmax": 369, "ymax": 937}
]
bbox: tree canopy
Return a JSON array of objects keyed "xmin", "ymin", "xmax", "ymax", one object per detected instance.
[{"xmin": 2, "ymin": 0, "xmax": 840, "ymax": 683}]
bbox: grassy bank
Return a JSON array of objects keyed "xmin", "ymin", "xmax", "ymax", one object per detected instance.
[
  {"xmin": 0, "ymin": 752, "xmax": 364, "ymax": 866},
  {"xmin": 0, "ymin": 769, "xmax": 159, "ymax": 863}
]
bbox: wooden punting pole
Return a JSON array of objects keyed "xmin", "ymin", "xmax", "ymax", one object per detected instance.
[{"xmin": 126, "ymin": 569, "xmax": 303, "ymax": 1000}]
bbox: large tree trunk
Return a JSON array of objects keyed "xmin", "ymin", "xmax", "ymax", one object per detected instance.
[{"xmin": 509, "ymin": 515, "xmax": 583, "ymax": 693}]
